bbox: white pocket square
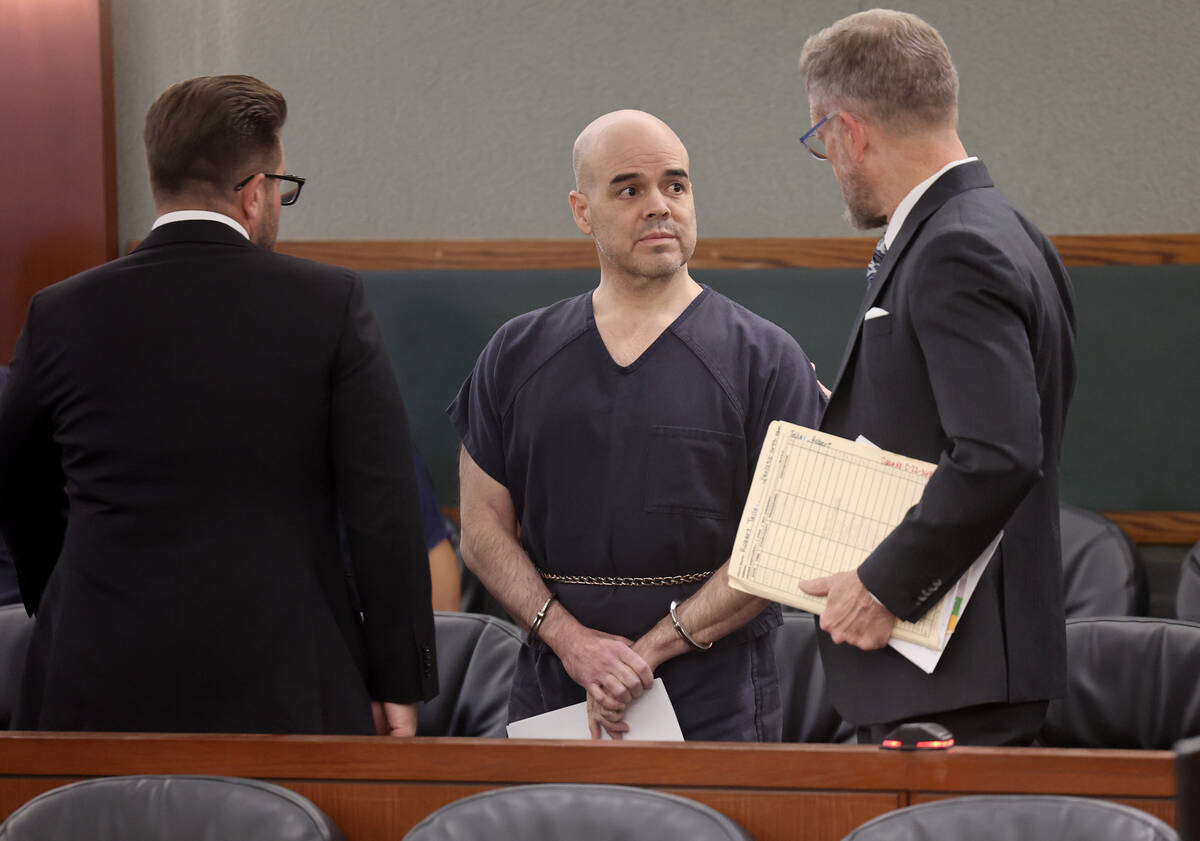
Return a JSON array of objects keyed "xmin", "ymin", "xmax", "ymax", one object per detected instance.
[{"xmin": 864, "ymin": 307, "xmax": 890, "ymax": 320}]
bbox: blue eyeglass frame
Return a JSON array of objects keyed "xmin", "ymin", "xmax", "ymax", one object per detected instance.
[{"xmin": 799, "ymin": 111, "xmax": 839, "ymax": 161}]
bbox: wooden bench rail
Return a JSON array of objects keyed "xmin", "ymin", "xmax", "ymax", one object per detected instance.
[{"xmin": 0, "ymin": 734, "xmax": 1176, "ymax": 841}]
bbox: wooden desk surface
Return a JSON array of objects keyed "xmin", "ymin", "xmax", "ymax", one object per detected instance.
[{"xmin": 0, "ymin": 734, "xmax": 1176, "ymax": 841}]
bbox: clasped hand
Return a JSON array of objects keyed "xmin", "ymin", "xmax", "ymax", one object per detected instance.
[
  {"xmin": 799, "ymin": 570, "xmax": 894, "ymax": 650},
  {"xmin": 559, "ymin": 628, "xmax": 653, "ymax": 739}
]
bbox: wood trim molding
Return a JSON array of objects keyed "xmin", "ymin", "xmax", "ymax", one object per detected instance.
[
  {"xmin": 0, "ymin": 734, "xmax": 1175, "ymax": 797},
  {"xmin": 266, "ymin": 234, "xmax": 1200, "ymax": 271},
  {"xmin": 1102, "ymin": 511, "xmax": 1200, "ymax": 546}
]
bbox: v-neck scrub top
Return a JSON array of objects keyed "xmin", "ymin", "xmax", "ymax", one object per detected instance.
[{"xmin": 448, "ymin": 286, "xmax": 825, "ymax": 642}]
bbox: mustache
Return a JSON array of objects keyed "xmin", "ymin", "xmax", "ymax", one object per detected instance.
[{"xmin": 636, "ymin": 223, "xmax": 682, "ymax": 239}]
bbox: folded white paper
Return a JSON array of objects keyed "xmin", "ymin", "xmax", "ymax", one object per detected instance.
[{"xmin": 506, "ymin": 678, "xmax": 684, "ymax": 741}]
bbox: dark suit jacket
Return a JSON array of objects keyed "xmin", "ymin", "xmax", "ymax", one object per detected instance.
[
  {"xmin": 818, "ymin": 161, "xmax": 1076, "ymax": 725},
  {"xmin": 0, "ymin": 220, "xmax": 438, "ymax": 733},
  {"xmin": 0, "ymin": 367, "xmax": 17, "ymax": 606}
]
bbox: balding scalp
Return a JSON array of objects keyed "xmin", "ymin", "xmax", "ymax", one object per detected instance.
[{"xmin": 571, "ymin": 109, "xmax": 682, "ymax": 193}]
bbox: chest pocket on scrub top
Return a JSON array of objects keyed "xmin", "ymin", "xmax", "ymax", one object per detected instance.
[{"xmin": 644, "ymin": 425, "xmax": 746, "ymax": 519}]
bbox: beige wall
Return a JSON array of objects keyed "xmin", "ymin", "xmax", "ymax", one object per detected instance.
[{"xmin": 112, "ymin": 0, "xmax": 1200, "ymax": 245}]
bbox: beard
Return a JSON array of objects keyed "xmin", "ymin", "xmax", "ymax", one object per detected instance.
[
  {"xmin": 594, "ymin": 220, "xmax": 696, "ymax": 282},
  {"xmin": 253, "ymin": 210, "xmax": 279, "ymax": 250},
  {"xmin": 840, "ymin": 166, "xmax": 888, "ymax": 231}
]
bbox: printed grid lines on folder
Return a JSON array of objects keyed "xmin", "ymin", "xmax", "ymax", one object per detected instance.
[{"xmin": 730, "ymin": 422, "xmax": 946, "ymax": 647}]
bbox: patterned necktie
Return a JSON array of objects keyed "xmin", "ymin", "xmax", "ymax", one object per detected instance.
[{"xmin": 865, "ymin": 236, "xmax": 887, "ymax": 291}]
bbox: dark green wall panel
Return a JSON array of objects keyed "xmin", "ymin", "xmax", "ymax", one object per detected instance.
[{"xmin": 364, "ymin": 265, "xmax": 1199, "ymax": 511}]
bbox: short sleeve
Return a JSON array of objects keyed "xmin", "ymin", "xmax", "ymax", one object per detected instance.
[
  {"xmin": 446, "ymin": 328, "xmax": 510, "ymax": 486},
  {"xmin": 747, "ymin": 331, "xmax": 826, "ymax": 468}
]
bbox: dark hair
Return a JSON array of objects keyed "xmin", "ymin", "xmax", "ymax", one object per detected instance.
[
  {"xmin": 143, "ymin": 74, "xmax": 287, "ymax": 203},
  {"xmin": 800, "ymin": 9, "xmax": 958, "ymax": 133}
]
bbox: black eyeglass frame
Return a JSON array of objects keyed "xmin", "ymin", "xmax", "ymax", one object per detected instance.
[
  {"xmin": 798, "ymin": 111, "xmax": 840, "ymax": 162},
  {"xmin": 233, "ymin": 172, "xmax": 306, "ymax": 205}
]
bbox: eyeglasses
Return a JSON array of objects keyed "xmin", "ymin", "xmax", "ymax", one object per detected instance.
[
  {"xmin": 799, "ymin": 111, "xmax": 839, "ymax": 161},
  {"xmin": 233, "ymin": 172, "xmax": 306, "ymax": 205}
]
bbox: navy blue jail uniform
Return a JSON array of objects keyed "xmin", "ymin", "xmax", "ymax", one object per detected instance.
[{"xmin": 448, "ymin": 286, "xmax": 824, "ymax": 740}]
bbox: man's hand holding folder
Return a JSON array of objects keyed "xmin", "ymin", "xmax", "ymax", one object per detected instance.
[{"xmin": 799, "ymin": 570, "xmax": 894, "ymax": 650}]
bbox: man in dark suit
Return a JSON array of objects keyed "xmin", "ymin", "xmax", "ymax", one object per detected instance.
[
  {"xmin": 0, "ymin": 75, "xmax": 437, "ymax": 734},
  {"xmin": 794, "ymin": 10, "xmax": 1076, "ymax": 745}
]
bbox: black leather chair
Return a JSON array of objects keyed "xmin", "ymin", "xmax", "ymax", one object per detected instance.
[
  {"xmin": 1040, "ymin": 617, "xmax": 1200, "ymax": 749},
  {"xmin": 1177, "ymin": 734, "xmax": 1200, "ymax": 841},
  {"xmin": 1059, "ymin": 503, "xmax": 1147, "ymax": 617},
  {"xmin": 839, "ymin": 794, "xmax": 1178, "ymax": 841},
  {"xmin": 774, "ymin": 609, "xmax": 854, "ymax": 743},
  {"xmin": 0, "ymin": 775, "xmax": 345, "ymax": 841},
  {"xmin": 1176, "ymin": 541, "xmax": 1200, "ymax": 622},
  {"xmin": 416, "ymin": 611, "xmax": 522, "ymax": 737},
  {"xmin": 402, "ymin": 783, "xmax": 753, "ymax": 841},
  {"xmin": 0, "ymin": 603, "xmax": 34, "ymax": 729}
]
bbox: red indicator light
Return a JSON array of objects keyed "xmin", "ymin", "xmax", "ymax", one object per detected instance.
[
  {"xmin": 881, "ymin": 739, "xmax": 903, "ymax": 749},
  {"xmin": 915, "ymin": 739, "xmax": 955, "ymax": 749}
]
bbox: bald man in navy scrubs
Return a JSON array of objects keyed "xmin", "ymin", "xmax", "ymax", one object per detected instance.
[{"xmin": 449, "ymin": 110, "xmax": 825, "ymax": 740}]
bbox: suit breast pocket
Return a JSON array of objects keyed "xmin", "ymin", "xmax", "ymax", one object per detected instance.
[
  {"xmin": 644, "ymin": 425, "xmax": 746, "ymax": 519},
  {"xmin": 862, "ymin": 314, "xmax": 893, "ymax": 337}
]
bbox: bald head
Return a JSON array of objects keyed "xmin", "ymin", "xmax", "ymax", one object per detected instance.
[{"xmin": 572, "ymin": 110, "xmax": 688, "ymax": 193}]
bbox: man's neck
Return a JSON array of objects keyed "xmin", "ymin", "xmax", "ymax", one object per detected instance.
[
  {"xmin": 156, "ymin": 200, "xmax": 249, "ymax": 228},
  {"xmin": 594, "ymin": 265, "xmax": 700, "ymax": 317},
  {"xmin": 591, "ymin": 266, "xmax": 702, "ymax": 367},
  {"xmin": 875, "ymin": 131, "xmax": 968, "ymax": 221}
]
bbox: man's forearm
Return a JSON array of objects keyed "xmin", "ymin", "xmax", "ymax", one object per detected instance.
[
  {"xmin": 632, "ymin": 561, "xmax": 768, "ymax": 670},
  {"xmin": 460, "ymin": 509, "xmax": 553, "ymax": 634},
  {"xmin": 460, "ymin": 515, "xmax": 612, "ymax": 660}
]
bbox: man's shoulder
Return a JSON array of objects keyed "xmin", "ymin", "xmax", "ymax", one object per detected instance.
[
  {"xmin": 28, "ymin": 257, "xmax": 128, "ymax": 308},
  {"xmin": 467, "ymin": 290, "xmax": 592, "ymax": 412},
  {"xmin": 674, "ymin": 288, "xmax": 818, "ymax": 419},
  {"xmin": 481, "ymin": 290, "xmax": 592, "ymax": 365},
  {"xmin": 915, "ymin": 186, "xmax": 1061, "ymax": 273},
  {"xmin": 682, "ymin": 287, "xmax": 807, "ymax": 357},
  {"xmin": 29, "ymin": 245, "xmax": 360, "ymax": 331},
  {"xmin": 253, "ymin": 248, "xmax": 359, "ymax": 285},
  {"xmin": 919, "ymin": 164, "xmax": 1049, "ymax": 244}
]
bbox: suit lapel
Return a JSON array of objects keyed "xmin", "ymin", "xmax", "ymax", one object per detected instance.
[{"xmin": 825, "ymin": 161, "xmax": 995, "ymax": 397}]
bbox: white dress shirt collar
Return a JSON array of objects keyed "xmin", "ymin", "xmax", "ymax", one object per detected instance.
[
  {"xmin": 151, "ymin": 210, "xmax": 249, "ymax": 240},
  {"xmin": 883, "ymin": 157, "xmax": 978, "ymax": 250}
]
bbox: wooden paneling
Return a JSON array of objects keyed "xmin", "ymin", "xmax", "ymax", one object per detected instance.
[
  {"xmin": 1051, "ymin": 234, "xmax": 1200, "ymax": 267},
  {"xmin": 0, "ymin": 734, "xmax": 1177, "ymax": 841},
  {"xmin": 0, "ymin": 0, "xmax": 117, "ymax": 361},
  {"xmin": 264, "ymin": 233, "xmax": 1200, "ymax": 272},
  {"xmin": 1102, "ymin": 511, "xmax": 1200, "ymax": 545},
  {"xmin": 279, "ymin": 782, "xmax": 495, "ymax": 841},
  {"xmin": 662, "ymin": 789, "xmax": 901, "ymax": 841}
]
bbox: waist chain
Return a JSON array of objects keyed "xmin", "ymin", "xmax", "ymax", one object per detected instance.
[{"xmin": 536, "ymin": 568, "xmax": 714, "ymax": 587}]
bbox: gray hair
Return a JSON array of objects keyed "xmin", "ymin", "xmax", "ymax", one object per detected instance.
[{"xmin": 799, "ymin": 9, "xmax": 958, "ymax": 133}]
